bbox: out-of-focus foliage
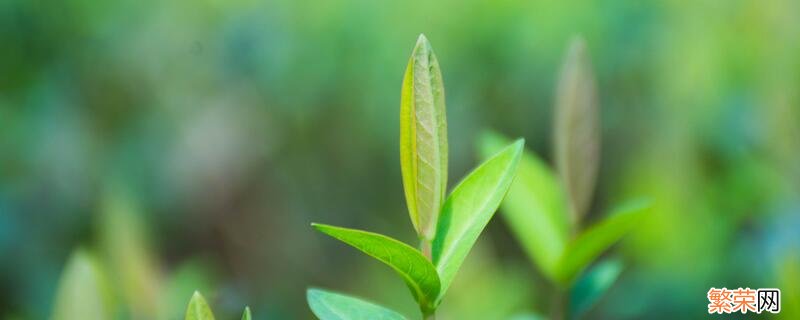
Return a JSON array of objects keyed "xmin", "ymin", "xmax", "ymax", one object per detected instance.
[
  {"xmin": 2, "ymin": 0, "xmax": 799, "ymax": 319},
  {"xmin": 50, "ymin": 250, "xmax": 113, "ymax": 320}
]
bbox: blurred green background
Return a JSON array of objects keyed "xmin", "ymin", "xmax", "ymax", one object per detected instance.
[{"xmin": 1, "ymin": 0, "xmax": 799, "ymax": 319}]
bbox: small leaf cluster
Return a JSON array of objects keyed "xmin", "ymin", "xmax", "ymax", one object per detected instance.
[
  {"xmin": 308, "ymin": 34, "xmax": 524, "ymax": 320},
  {"xmin": 478, "ymin": 37, "xmax": 650, "ymax": 318}
]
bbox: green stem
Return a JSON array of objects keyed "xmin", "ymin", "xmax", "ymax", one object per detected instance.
[
  {"xmin": 420, "ymin": 239, "xmax": 435, "ymax": 320},
  {"xmin": 420, "ymin": 239, "xmax": 433, "ymax": 260}
]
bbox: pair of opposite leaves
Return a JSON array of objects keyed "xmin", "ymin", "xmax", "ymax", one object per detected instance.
[{"xmin": 309, "ymin": 34, "xmax": 526, "ymax": 319}]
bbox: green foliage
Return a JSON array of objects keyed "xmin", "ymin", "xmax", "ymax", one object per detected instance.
[
  {"xmin": 309, "ymin": 35, "xmax": 524, "ymax": 319},
  {"xmin": 553, "ymin": 37, "xmax": 600, "ymax": 224},
  {"xmin": 51, "ymin": 249, "xmax": 113, "ymax": 320},
  {"xmin": 400, "ymin": 34, "xmax": 449, "ymax": 242},
  {"xmin": 478, "ymin": 131, "xmax": 569, "ymax": 281},
  {"xmin": 308, "ymin": 289, "xmax": 407, "ymax": 320},
  {"xmin": 477, "ymin": 37, "xmax": 649, "ymax": 318},
  {"xmin": 555, "ymin": 200, "xmax": 650, "ymax": 284},
  {"xmin": 569, "ymin": 259, "xmax": 623, "ymax": 319},
  {"xmin": 312, "ymin": 224, "xmax": 441, "ymax": 312},
  {"xmin": 431, "ymin": 139, "xmax": 524, "ymax": 298},
  {"xmin": 185, "ymin": 292, "xmax": 215, "ymax": 320}
]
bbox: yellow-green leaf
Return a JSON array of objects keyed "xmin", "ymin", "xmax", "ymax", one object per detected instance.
[
  {"xmin": 185, "ymin": 291, "xmax": 215, "ymax": 320},
  {"xmin": 241, "ymin": 306, "xmax": 252, "ymax": 320},
  {"xmin": 478, "ymin": 131, "xmax": 569, "ymax": 281},
  {"xmin": 307, "ymin": 289, "xmax": 407, "ymax": 320},
  {"xmin": 553, "ymin": 36, "xmax": 600, "ymax": 224},
  {"xmin": 400, "ymin": 34, "xmax": 448, "ymax": 241},
  {"xmin": 555, "ymin": 199, "xmax": 650, "ymax": 285},
  {"xmin": 51, "ymin": 249, "xmax": 113, "ymax": 320},
  {"xmin": 432, "ymin": 139, "xmax": 524, "ymax": 298},
  {"xmin": 99, "ymin": 191, "xmax": 162, "ymax": 319},
  {"xmin": 312, "ymin": 224, "xmax": 440, "ymax": 312}
]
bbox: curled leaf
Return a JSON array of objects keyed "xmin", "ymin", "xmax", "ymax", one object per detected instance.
[
  {"xmin": 553, "ymin": 36, "xmax": 600, "ymax": 224},
  {"xmin": 400, "ymin": 34, "xmax": 448, "ymax": 241}
]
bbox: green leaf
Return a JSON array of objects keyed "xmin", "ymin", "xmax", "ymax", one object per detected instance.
[
  {"xmin": 553, "ymin": 36, "xmax": 600, "ymax": 224},
  {"xmin": 99, "ymin": 190, "xmax": 162, "ymax": 318},
  {"xmin": 432, "ymin": 139, "xmax": 524, "ymax": 298},
  {"xmin": 241, "ymin": 306, "xmax": 252, "ymax": 320},
  {"xmin": 569, "ymin": 259, "xmax": 623, "ymax": 319},
  {"xmin": 164, "ymin": 260, "xmax": 218, "ymax": 320},
  {"xmin": 400, "ymin": 33, "xmax": 448, "ymax": 241},
  {"xmin": 555, "ymin": 199, "xmax": 650, "ymax": 285},
  {"xmin": 51, "ymin": 249, "xmax": 113, "ymax": 320},
  {"xmin": 307, "ymin": 289, "xmax": 407, "ymax": 320},
  {"xmin": 312, "ymin": 224, "xmax": 440, "ymax": 312},
  {"xmin": 478, "ymin": 131, "xmax": 569, "ymax": 281},
  {"xmin": 185, "ymin": 291, "xmax": 215, "ymax": 320}
]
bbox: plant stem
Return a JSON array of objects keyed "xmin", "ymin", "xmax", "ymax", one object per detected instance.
[
  {"xmin": 420, "ymin": 239, "xmax": 433, "ymax": 260},
  {"xmin": 420, "ymin": 239, "xmax": 435, "ymax": 320}
]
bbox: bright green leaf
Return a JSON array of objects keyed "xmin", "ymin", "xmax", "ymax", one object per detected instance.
[
  {"xmin": 478, "ymin": 131, "xmax": 569, "ymax": 281},
  {"xmin": 51, "ymin": 249, "xmax": 113, "ymax": 320},
  {"xmin": 432, "ymin": 139, "xmax": 524, "ymax": 298},
  {"xmin": 312, "ymin": 224, "xmax": 440, "ymax": 312},
  {"xmin": 241, "ymin": 306, "xmax": 252, "ymax": 320},
  {"xmin": 185, "ymin": 291, "xmax": 215, "ymax": 320},
  {"xmin": 569, "ymin": 259, "xmax": 623, "ymax": 319},
  {"xmin": 400, "ymin": 33, "xmax": 448, "ymax": 241},
  {"xmin": 555, "ymin": 199, "xmax": 650, "ymax": 285},
  {"xmin": 307, "ymin": 289, "xmax": 407, "ymax": 320},
  {"xmin": 553, "ymin": 36, "xmax": 600, "ymax": 224}
]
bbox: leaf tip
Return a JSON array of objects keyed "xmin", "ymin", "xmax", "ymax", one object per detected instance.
[
  {"xmin": 416, "ymin": 33, "xmax": 430, "ymax": 48},
  {"xmin": 242, "ymin": 306, "xmax": 252, "ymax": 320}
]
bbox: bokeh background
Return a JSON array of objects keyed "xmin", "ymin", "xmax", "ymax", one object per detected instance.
[{"xmin": 1, "ymin": 0, "xmax": 799, "ymax": 319}]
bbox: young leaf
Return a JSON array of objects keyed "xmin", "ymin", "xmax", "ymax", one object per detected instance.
[
  {"xmin": 312, "ymin": 223, "xmax": 441, "ymax": 312},
  {"xmin": 241, "ymin": 306, "xmax": 252, "ymax": 320},
  {"xmin": 569, "ymin": 259, "xmax": 623, "ymax": 319},
  {"xmin": 555, "ymin": 199, "xmax": 650, "ymax": 285},
  {"xmin": 553, "ymin": 36, "xmax": 600, "ymax": 224},
  {"xmin": 400, "ymin": 33, "xmax": 448, "ymax": 241},
  {"xmin": 307, "ymin": 289, "xmax": 407, "ymax": 320},
  {"xmin": 51, "ymin": 249, "xmax": 113, "ymax": 320},
  {"xmin": 432, "ymin": 139, "xmax": 524, "ymax": 298},
  {"xmin": 478, "ymin": 131, "xmax": 569, "ymax": 281},
  {"xmin": 99, "ymin": 191, "xmax": 162, "ymax": 319},
  {"xmin": 185, "ymin": 291, "xmax": 215, "ymax": 320}
]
